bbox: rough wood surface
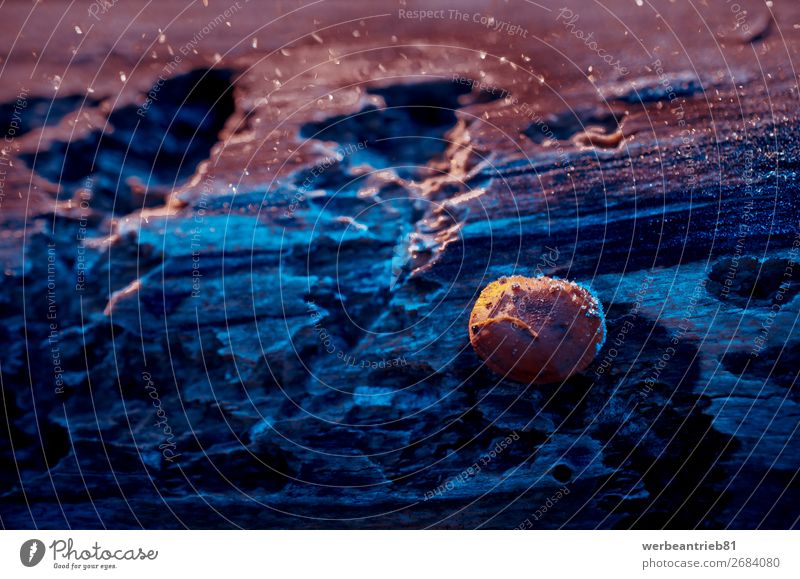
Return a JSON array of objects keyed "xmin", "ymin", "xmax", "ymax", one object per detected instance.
[{"xmin": 0, "ymin": 0, "xmax": 798, "ymax": 528}]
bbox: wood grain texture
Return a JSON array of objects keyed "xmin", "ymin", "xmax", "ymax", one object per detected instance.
[{"xmin": 0, "ymin": 0, "xmax": 798, "ymax": 528}]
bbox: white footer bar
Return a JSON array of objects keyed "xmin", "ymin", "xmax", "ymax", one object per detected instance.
[{"xmin": 1, "ymin": 531, "xmax": 798, "ymax": 578}]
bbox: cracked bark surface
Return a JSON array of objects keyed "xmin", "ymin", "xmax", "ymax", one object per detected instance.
[{"xmin": 0, "ymin": 0, "xmax": 798, "ymax": 528}]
